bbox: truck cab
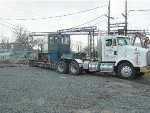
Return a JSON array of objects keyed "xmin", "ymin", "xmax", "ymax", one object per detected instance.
[
  {"xmin": 100, "ymin": 35, "xmax": 150, "ymax": 67},
  {"xmin": 97, "ymin": 35, "xmax": 150, "ymax": 79}
]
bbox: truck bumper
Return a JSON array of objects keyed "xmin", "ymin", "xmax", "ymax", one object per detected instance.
[{"xmin": 140, "ymin": 66, "xmax": 150, "ymax": 75}]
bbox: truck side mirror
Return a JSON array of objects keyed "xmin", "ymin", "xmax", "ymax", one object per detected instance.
[{"xmin": 112, "ymin": 39, "xmax": 116, "ymax": 46}]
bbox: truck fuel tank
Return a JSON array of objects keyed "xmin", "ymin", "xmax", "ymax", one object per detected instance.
[
  {"xmin": 83, "ymin": 61, "xmax": 114, "ymax": 72},
  {"xmin": 88, "ymin": 61, "xmax": 99, "ymax": 72},
  {"xmin": 83, "ymin": 61, "xmax": 99, "ymax": 72},
  {"xmin": 99, "ymin": 63, "xmax": 114, "ymax": 72}
]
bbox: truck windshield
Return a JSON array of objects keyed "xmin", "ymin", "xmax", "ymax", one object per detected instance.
[{"xmin": 117, "ymin": 37, "xmax": 130, "ymax": 46}]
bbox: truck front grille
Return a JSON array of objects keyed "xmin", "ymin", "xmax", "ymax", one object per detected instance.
[{"xmin": 147, "ymin": 52, "xmax": 150, "ymax": 66}]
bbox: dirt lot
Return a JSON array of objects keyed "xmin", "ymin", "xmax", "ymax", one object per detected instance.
[{"xmin": 0, "ymin": 65, "xmax": 150, "ymax": 113}]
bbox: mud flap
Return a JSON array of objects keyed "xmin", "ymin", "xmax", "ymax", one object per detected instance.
[{"xmin": 140, "ymin": 67, "xmax": 150, "ymax": 75}]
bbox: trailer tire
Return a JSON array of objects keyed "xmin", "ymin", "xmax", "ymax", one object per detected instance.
[
  {"xmin": 56, "ymin": 61, "xmax": 68, "ymax": 74},
  {"xmin": 29, "ymin": 61, "xmax": 32, "ymax": 67},
  {"xmin": 29, "ymin": 61, "xmax": 34, "ymax": 67},
  {"xmin": 69, "ymin": 61, "xmax": 82, "ymax": 75},
  {"xmin": 117, "ymin": 62, "xmax": 135, "ymax": 79}
]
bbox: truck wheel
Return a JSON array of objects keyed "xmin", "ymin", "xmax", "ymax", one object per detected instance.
[
  {"xmin": 56, "ymin": 61, "xmax": 68, "ymax": 74},
  {"xmin": 30, "ymin": 61, "xmax": 36, "ymax": 67},
  {"xmin": 117, "ymin": 62, "xmax": 135, "ymax": 79},
  {"xmin": 69, "ymin": 61, "xmax": 82, "ymax": 75}
]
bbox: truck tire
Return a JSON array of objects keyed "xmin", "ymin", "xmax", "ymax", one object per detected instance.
[
  {"xmin": 56, "ymin": 61, "xmax": 68, "ymax": 74},
  {"xmin": 117, "ymin": 62, "xmax": 135, "ymax": 79},
  {"xmin": 69, "ymin": 61, "xmax": 83, "ymax": 75}
]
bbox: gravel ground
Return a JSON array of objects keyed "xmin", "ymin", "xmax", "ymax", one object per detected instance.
[{"xmin": 0, "ymin": 65, "xmax": 150, "ymax": 113}]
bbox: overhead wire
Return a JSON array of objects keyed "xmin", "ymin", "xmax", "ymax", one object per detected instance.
[
  {"xmin": 0, "ymin": 14, "xmax": 107, "ymax": 35},
  {"xmin": 0, "ymin": 19, "xmax": 20, "ymax": 29},
  {"xmin": 0, "ymin": 5, "xmax": 107, "ymax": 20},
  {"xmin": 0, "ymin": 21, "xmax": 18, "ymax": 31},
  {"xmin": 0, "ymin": 3, "xmax": 108, "ymax": 34},
  {"xmin": 92, "ymin": 19, "xmax": 107, "ymax": 26},
  {"xmin": 128, "ymin": 9, "xmax": 150, "ymax": 14},
  {"xmin": 73, "ymin": 14, "xmax": 105, "ymax": 28},
  {"xmin": 1, "ymin": 5, "xmax": 40, "ymax": 16},
  {"xmin": 129, "ymin": 9, "xmax": 150, "ymax": 12},
  {"xmin": 0, "ymin": 19, "xmax": 31, "ymax": 35},
  {"xmin": 0, "ymin": 14, "xmax": 106, "ymax": 34},
  {"xmin": 0, "ymin": 22, "xmax": 18, "ymax": 34}
]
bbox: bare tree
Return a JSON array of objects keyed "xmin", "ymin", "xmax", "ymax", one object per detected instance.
[
  {"xmin": 82, "ymin": 45, "xmax": 89, "ymax": 55},
  {"xmin": 0, "ymin": 32, "xmax": 10, "ymax": 51},
  {"xmin": 33, "ymin": 38, "xmax": 45, "ymax": 52},
  {"xmin": 73, "ymin": 41, "xmax": 84, "ymax": 52},
  {"xmin": 13, "ymin": 26, "xmax": 32, "ymax": 51},
  {"xmin": 15, "ymin": 26, "xmax": 29, "ymax": 44}
]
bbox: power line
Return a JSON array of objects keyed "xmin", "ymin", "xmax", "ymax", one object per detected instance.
[
  {"xmin": 0, "ymin": 22, "xmax": 18, "ymax": 34},
  {"xmin": 130, "ymin": 9, "xmax": 150, "ymax": 12},
  {"xmin": 128, "ymin": 9, "xmax": 150, "ymax": 13},
  {"xmin": 73, "ymin": 14, "xmax": 105, "ymax": 28},
  {"xmin": 0, "ymin": 21, "xmax": 18, "ymax": 31},
  {"xmin": 0, "ymin": 5, "xmax": 107, "ymax": 20},
  {"xmin": 0, "ymin": 19, "xmax": 20, "ymax": 29},
  {"xmin": 0, "ymin": 19, "xmax": 31, "ymax": 34},
  {"xmin": 92, "ymin": 19, "xmax": 107, "ymax": 26},
  {"xmin": 1, "ymin": 5, "xmax": 40, "ymax": 16},
  {"xmin": 0, "ymin": 15, "xmax": 106, "ymax": 35}
]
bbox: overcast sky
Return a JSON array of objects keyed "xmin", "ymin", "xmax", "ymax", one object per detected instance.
[{"xmin": 0, "ymin": 0, "xmax": 150, "ymax": 42}]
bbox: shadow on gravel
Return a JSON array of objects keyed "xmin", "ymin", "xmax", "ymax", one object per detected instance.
[
  {"xmin": 29, "ymin": 66, "xmax": 150, "ymax": 86},
  {"xmin": 83, "ymin": 72, "xmax": 117, "ymax": 78},
  {"xmin": 84, "ymin": 72, "xmax": 150, "ymax": 86},
  {"xmin": 38, "ymin": 67, "xmax": 55, "ymax": 71},
  {"xmin": 0, "ymin": 64, "xmax": 22, "ymax": 68},
  {"xmin": 130, "ymin": 74, "xmax": 150, "ymax": 86}
]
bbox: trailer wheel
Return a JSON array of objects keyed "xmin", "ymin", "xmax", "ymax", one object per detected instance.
[
  {"xmin": 117, "ymin": 62, "xmax": 135, "ymax": 79},
  {"xmin": 29, "ymin": 61, "xmax": 34, "ymax": 67},
  {"xmin": 56, "ymin": 61, "xmax": 68, "ymax": 74},
  {"xmin": 69, "ymin": 61, "xmax": 82, "ymax": 75},
  {"xmin": 29, "ymin": 61, "xmax": 32, "ymax": 67}
]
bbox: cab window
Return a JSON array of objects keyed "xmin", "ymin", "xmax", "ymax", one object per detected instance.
[
  {"xmin": 117, "ymin": 37, "xmax": 129, "ymax": 46},
  {"xmin": 106, "ymin": 39, "xmax": 112, "ymax": 46}
]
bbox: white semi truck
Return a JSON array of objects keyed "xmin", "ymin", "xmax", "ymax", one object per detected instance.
[{"xmin": 55, "ymin": 35, "xmax": 150, "ymax": 79}]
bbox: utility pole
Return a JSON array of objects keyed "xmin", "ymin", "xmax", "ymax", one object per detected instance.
[
  {"xmin": 125, "ymin": 0, "xmax": 127, "ymax": 36},
  {"xmin": 108, "ymin": 0, "xmax": 110, "ymax": 35}
]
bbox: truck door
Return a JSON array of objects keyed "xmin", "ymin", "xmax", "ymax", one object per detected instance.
[{"xmin": 105, "ymin": 38, "xmax": 118, "ymax": 59}]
